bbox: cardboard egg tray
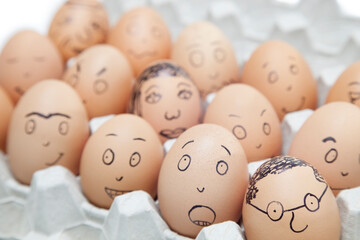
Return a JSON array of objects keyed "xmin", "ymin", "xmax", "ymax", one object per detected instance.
[{"xmin": 1, "ymin": 0, "xmax": 360, "ymax": 239}]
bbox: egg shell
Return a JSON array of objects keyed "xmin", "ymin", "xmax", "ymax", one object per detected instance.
[
  {"xmin": 49, "ymin": 0, "xmax": 109, "ymax": 60},
  {"xmin": 0, "ymin": 86, "xmax": 14, "ymax": 152},
  {"xmin": 326, "ymin": 61, "xmax": 360, "ymax": 107},
  {"xmin": 242, "ymin": 156, "xmax": 341, "ymax": 240},
  {"xmin": 204, "ymin": 83, "xmax": 282, "ymax": 162},
  {"xmin": 158, "ymin": 123, "xmax": 249, "ymax": 238},
  {"xmin": 7, "ymin": 79, "xmax": 89, "ymax": 185},
  {"xmin": 80, "ymin": 114, "xmax": 164, "ymax": 209},
  {"xmin": 288, "ymin": 102, "xmax": 360, "ymax": 196},
  {"xmin": 0, "ymin": 30, "xmax": 64, "ymax": 103},
  {"xmin": 171, "ymin": 21, "xmax": 240, "ymax": 98},
  {"xmin": 241, "ymin": 40, "xmax": 317, "ymax": 120},
  {"xmin": 129, "ymin": 61, "xmax": 202, "ymax": 143},
  {"xmin": 63, "ymin": 44, "xmax": 134, "ymax": 118},
  {"xmin": 107, "ymin": 7, "xmax": 171, "ymax": 77}
]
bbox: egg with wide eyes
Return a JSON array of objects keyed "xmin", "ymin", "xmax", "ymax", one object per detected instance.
[
  {"xmin": 241, "ymin": 40, "xmax": 317, "ymax": 120},
  {"xmin": 326, "ymin": 61, "xmax": 360, "ymax": 107},
  {"xmin": 158, "ymin": 123, "xmax": 249, "ymax": 238},
  {"xmin": 0, "ymin": 86, "xmax": 14, "ymax": 152},
  {"xmin": 107, "ymin": 7, "xmax": 171, "ymax": 77},
  {"xmin": 128, "ymin": 61, "xmax": 202, "ymax": 143},
  {"xmin": 63, "ymin": 44, "xmax": 134, "ymax": 118},
  {"xmin": 80, "ymin": 114, "xmax": 164, "ymax": 209},
  {"xmin": 0, "ymin": 30, "xmax": 64, "ymax": 103},
  {"xmin": 49, "ymin": 0, "xmax": 109, "ymax": 60},
  {"xmin": 288, "ymin": 102, "xmax": 360, "ymax": 196},
  {"xmin": 171, "ymin": 21, "xmax": 240, "ymax": 98},
  {"xmin": 7, "ymin": 79, "xmax": 89, "ymax": 185},
  {"xmin": 204, "ymin": 84, "xmax": 282, "ymax": 162},
  {"xmin": 242, "ymin": 156, "xmax": 340, "ymax": 240}
]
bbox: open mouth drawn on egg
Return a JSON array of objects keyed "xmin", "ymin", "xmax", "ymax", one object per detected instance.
[
  {"xmin": 45, "ymin": 152, "xmax": 64, "ymax": 166},
  {"xmin": 160, "ymin": 128, "xmax": 186, "ymax": 139},
  {"xmin": 188, "ymin": 205, "xmax": 216, "ymax": 227},
  {"xmin": 104, "ymin": 187, "xmax": 131, "ymax": 199},
  {"xmin": 281, "ymin": 96, "xmax": 305, "ymax": 114}
]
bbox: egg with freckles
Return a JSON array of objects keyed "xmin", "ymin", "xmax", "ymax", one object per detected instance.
[
  {"xmin": 172, "ymin": 21, "xmax": 240, "ymax": 98},
  {"xmin": 241, "ymin": 41, "xmax": 317, "ymax": 120},
  {"xmin": 0, "ymin": 30, "xmax": 64, "ymax": 103},
  {"xmin": 288, "ymin": 102, "xmax": 360, "ymax": 196},
  {"xmin": 242, "ymin": 156, "xmax": 340, "ymax": 240},
  {"xmin": 7, "ymin": 80, "xmax": 89, "ymax": 185},
  {"xmin": 326, "ymin": 61, "xmax": 360, "ymax": 107},
  {"xmin": 158, "ymin": 124, "xmax": 249, "ymax": 238},
  {"xmin": 0, "ymin": 86, "xmax": 14, "ymax": 152},
  {"xmin": 204, "ymin": 84, "xmax": 282, "ymax": 162},
  {"xmin": 107, "ymin": 7, "xmax": 171, "ymax": 77},
  {"xmin": 49, "ymin": 0, "xmax": 109, "ymax": 60},
  {"xmin": 63, "ymin": 44, "xmax": 134, "ymax": 118},
  {"xmin": 129, "ymin": 61, "xmax": 202, "ymax": 143},
  {"xmin": 80, "ymin": 114, "xmax": 164, "ymax": 209}
]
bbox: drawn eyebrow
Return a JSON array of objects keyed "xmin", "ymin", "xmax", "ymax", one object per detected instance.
[
  {"xmin": 76, "ymin": 63, "xmax": 81, "ymax": 73},
  {"xmin": 221, "ymin": 145, "xmax": 231, "ymax": 156},
  {"xmin": 25, "ymin": 112, "xmax": 71, "ymax": 119},
  {"xmin": 186, "ymin": 43, "xmax": 200, "ymax": 50},
  {"xmin": 133, "ymin": 137, "xmax": 146, "ymax": 141},
  {"xmin": 182, "ymin": 140, "xmax": 194, "ymax": 149},
  {"xmin": 96, "ymin": 67, "xmax": 106, "ymax": 76},
  {"xmin": 177, "ymin": 82, "xmax": 191, "ymax": 88},
  {"xmin": 260, "ymin": 109, "xmax": 266, "ymax": 116},
  {"xmin": 106, "ymin": 133, "xmax": 117, "ymax": 137},
  {"xmin": 349, "ymin": 81, "xmax": 360, "ymax": 86},
  {"xmin": 322, "ymin": 136, "xmax": 336, "ymax": 143},
  {"xmin": 262, "ymin": 62, "xmax": 268, "ymax": 68},
  {"xmin": 228, "ymin": 114, "xmax": 241, "ymax": 118},
  {"xmin": 145, "ymin": 85, "xmax": 159, "ymax": 94}
]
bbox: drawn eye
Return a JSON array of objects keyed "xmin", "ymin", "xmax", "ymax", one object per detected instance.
[
  {"xmin": 178, "ymin": 89, "xmax": 192, "ymax": 100},
  {"xmin": 151, "ymin": 26, "xmax": 161, "ymax": 38},
  {"xmin": 266, "ymin": 201, "xmax": 284, "ymax": 221},
  {"xmin": 232, "ymin": 125, "xmax": 247, "ymax": 140},
  {"xmin": 58, "ymin": 121, "xmax": 69, "ymax": 135},
  {"xmin": 93, "ymin": 79, "xmax": 108, "ymax": 94},
  {"xmin": 263, "ymin": 122, "xmax": 271, "ymax": 135},
  {"xmin": 214, "ymin": 47, "xmax": 226, "ymax": 63},
  {"xmin": 325, "ymin": 148, "xmax": 337, "ymax": 163},
  {"xmin": 67, "ymin": 74, "xmax": 79, "ymax": 87},
  {"xmin": 129, "ymin": 152, "xmax": 141, "ymax": 167},
  {"xmin": 178, "ymin": 154, "xmax": 191, "ymax": 171},
  {"xmin": 290, "ymin": 64, "xmax": 299, "ymax": 75},
  {"xmin": 145, "ymin": 92, "xmax": 162, "ymax": 104},
  {"xmin": 25, "ymin": 119, "xmax": 36, "ymax": 135},
  {"xmin": 92, "ymin": 22, "xmax": 100, "ymax": 30},
  {"xmin": 304, "ymin": 193, "xmax": 319, "ymax": 212},
  {"xmin": 216, "ymin": 160, "xmax": 228, "ymax": 175},
  {"xmin": 189, "ymin": 50, "xmax": 204, "ymax": 68},
  {"xmin": 103, "ymin": 148, "xmax": 114, "ymax": 165},
  {"xmin": 268, "ymin": 71, "xmax": 278, "ymax": 84}
]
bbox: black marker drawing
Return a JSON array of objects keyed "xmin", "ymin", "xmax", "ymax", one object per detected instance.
[
  {"xmin": 268, "ymin": 70, "xmax": 278, "ymax": 84},
  {"xmin": 178, "ymin": 154, "xmax": 191, "ymax": 171},
  {"xmin": 216, "ymin": 160, "xmax": 228, "ymax": 175},
  {"xmin": 188, "ymin": 205, "xmax": 216, "ymax": 227},
  {"xmin": 103, "ymin": 148, "xmax": 114, "ymax": 165},
  {"xmin": 232, "ymin": 125, "xmax": 247, "ymax": 140},
  {"xmin": 160, "ymin": 128, "xmax": 186, "ymax": 139},
  {"xmin": 45, "ymin": 152, "xmax": 64, "ymax": 166},
  {"xmin": 164, "ymin": 110, "xmax": 181, "ymax": 120},
  {"xmin": 104, "ymin": 186, "xmax": 130, "ymax": 199},
  {"xmin": 116, "ymin": 176, "xmax": 123, "ymax": 181},
  {"xmin": 129, "ymin": 152, "xmax": 141, "ymax": 167},
  {"xmin": 281, "ymin": 96, "xmax": 305, "ymax": 114},
  {"xmin": 197, "ymin": 187, "xmax": 205, "ymax": 193},
  {"xmin": 25, "ymin": 112, "xmax": 71, "ymax": 119}
]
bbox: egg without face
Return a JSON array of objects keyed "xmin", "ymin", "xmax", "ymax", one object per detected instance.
[{"xmin": 0, "ymin": 86, "xmax": 14, "ymax": 152}]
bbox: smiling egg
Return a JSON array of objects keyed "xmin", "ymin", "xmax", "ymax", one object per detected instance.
[
  {"xmin": 7, "ymin": 80, "xmax": 89, "ymax": 185},
  {"xmin": 241, "ymin": 41, "xmax": 317, "ymax": 120}
]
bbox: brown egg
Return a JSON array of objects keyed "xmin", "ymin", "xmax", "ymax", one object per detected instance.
[
  {"xmin": 63, "ymin": 44, "xmax": 134, "ymax": 118},
  {"xmin": 49, "ymin": 0, "xmax": 109, "ymax": 60},
  {"xmin": 326, "ymin": 61, "xmax": 360, "ymax": 107},
  {"xmin": 0, "ymin": 86, "xmax": 14, "ymax": 152},
  {"xmin": 0, "ymin": 30, "xmax": 64, "ymax": 103},
  {"xmin": 204, "ymin": 84, "xmax": 282, "ymax": 162},
  {"xmin": 242, "ymin": 156, "xmax": 341, "ymax": 240},
  {"xmin": 7, "ymin": 80, "xmax": 89, "ymax": 185},
  {"xmin": 128, "ymin": 61, "xmax": 202, "ymax": 143},
  {"xmin": 107, "ymin": 7, "xmax": 171, "ymax": 77},
  {"xmin": 158, "ymin": 124, "xmax": 249, "ymax": 238},
  {"xmin": 171, "ymin": 21, "xmax": 240, "ymax": 98},
  {"xmin": 288, "ymin": 102, "xmax": 360, "ymax": 196},
  {"xmin": 80, "ymin": 114, "xmax": 164, "ymax": 208},
  {"xmin": 241, "ymin": 41, "xmax": 317, "ymax": 120}
]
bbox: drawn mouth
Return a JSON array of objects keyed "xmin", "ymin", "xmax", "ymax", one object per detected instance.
[
  {"xmin": 160, "ymin": 128, "xmax": 186, "ymax": 139},
  {"xmin": 197, "ymin": 187, "xmax": 205, "ymax": 193},
  {"xmin": 256, "ymin": 144, "xmax": 262, "ymax": 149},
  {"xmin": 290, "ymin": 212, "xmax": 308, "ymax": 233},
  {"xmin": 104, "ymin": 187, "xmax": 130, "ymax": 199},
  {"xmin": 341, "ymin": 171, "xmax": 349, "ymax": 177},
  {"xmin": 45, "ymin": 152, "xmax": 64, "ymax": 166},
  {"xmin": 127, "ymin": 49, "xmax": 157, "ymax": 59},
  {"xmin": 188, "ymin": 205, "xmax": 216, "ymax": 227},
  {"xmin": 281, "ymin": 96, "xmax": 305, "ymax": 114},
  {"xmin": 72, "ymin": 48, "xmax": 83, "ymax": 54},
  {"xmin": 349, "ymin": 91, "xmax": 360, "ymax": 104}
]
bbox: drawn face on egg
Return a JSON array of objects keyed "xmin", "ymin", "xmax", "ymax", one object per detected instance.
[
  {"xmin": 158, "ymin": 124, "xmax": 249, "ymax": 238},
  {"xmin": 80, "ymin": 114, "xmax": 164, "ymax": 209},
  {"xmin": 7, "ymin": 80, "xmax": 89, "ymax": 185},
  {"xmin": 241, "ymin": 41, "xmax": 317, "ymax": 120},
  {"xmin": 204, "ymin": 84, "xmax": 282, "ymax": 162},
  {"xmin": 243, "ymin": 156, "xmax": 341, "ymax": 240},
  {"xmin": 288, "ymin": 102, "xmax": 360, "ymax": 196},
  {"xmin": 49, "ymin": 0, "xmax": 109, "ymax": 60},
  {"xmin": 172, "ymin": 21, "xmax": 240, "ymax": 98},
  {"xmin": 129, "ymin": 61, "xmax": 202, "ymax": 143}
]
